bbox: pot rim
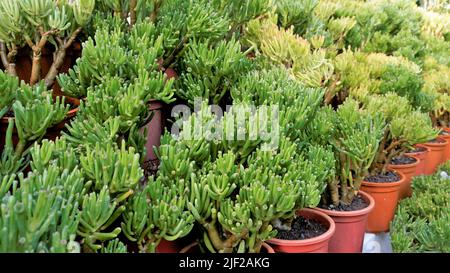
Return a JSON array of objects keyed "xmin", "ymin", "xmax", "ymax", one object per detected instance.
[
  {"xmin": 313, "ymin": 190, "xmax": 375, "ymax": 217},
  {"xmin": 266, "ymin": 208, "xmax": 335, "ymax": 246},
  {"xmin": 423, "ymin": 137, "xmax": 448, "ymax": 147},
  {"xmin": 388, "ymin": 155, "xmax": 420, "ymax": 169},
  {"xmin": 361, "ymin": 169, "xmax": 405, "ymax": 188},
  {"xmin": 405, "ymin": 144, "xmax": 430, "ymax": 156}
]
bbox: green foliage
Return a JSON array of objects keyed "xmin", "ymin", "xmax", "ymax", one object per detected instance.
[
  {"xmin": 63, "ymin": 116, "xmax": 120, "ymax": 151},
  {"xmin": 77, "ymin": 186, "xmax": 124, "ymax": 251},
  {"xmin": 0, "ymin": 70, "xmax": 18, "ymax": 118},
  {"xmin": 100, "ymin": 238, "xmax": 128, "ymax": 253},
  {"xmin": 0, "ymin": 166, "xmax": 83, "ymax": 253},
  {"xmin": 275, "ymin": 0, "xmax": 318, "ymax": 34},
  {"xmin": 121, "ymin": 177, "xmax": 194, "ymax": 253},
  {"xmin": 326, "ymin": 99, "xmax": 385, "ymax": 205},
  {"xmin": 177, "ymin": 38, "xmax": 251, "ymax": 106},
  {"xmin": 391, "ymin": 168, "xmax": 450, "ymax": 253},
  {"xmin": 364, "ymin": 93, "xmax": 439, "ymax": 173},
  {"xmin": 79, "ymin": 141, "xmax": 143, "ymax": 200}
]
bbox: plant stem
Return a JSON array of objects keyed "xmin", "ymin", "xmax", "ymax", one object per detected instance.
[
  {"xmin": 163, "ymin": 36, "xmax": 188, "ymax": 68},
  {"xmin": 205, "ymin": 223, "xmax": 225, "ymax": 252},
  {"xmin": 130, "ymin": 0, "xmax": 137, "ymax": 25},
  {"xmin": 14, "ymin": 140, "xmax": 26, "ymax": 158},
  {"xmin": 44, "ymin": 27, "xmax": 82, "ymax": 88},
  {"xmin": 29, "ymin": 29, "xmax": 54, "ymax": 85},
  {"xmin": 0, "ymin": 42, "xmax": 17, "ymax": 76}
]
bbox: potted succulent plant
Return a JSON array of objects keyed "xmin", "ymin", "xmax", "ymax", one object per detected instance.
[
  {"xmin": 0, "ymin": 0, "xmax": 95, "ymax": 88},
  {"xmin": 313, "ymin": 99, "xmax": 384, "ymax": 253},
  {"xmin": 155, "ymin": 101, "xmax": 335, "ymax": 253},
  {"xmin": 362, "ymin": 93, "xmax": 439, "ymax": 232},
  {"xmin": 404, "ymin": 145, "xmax": 430, "ymax": 176},
  {"xmin": 0, "ymin": 71, "xmax": 70, "ymax": 161},
  {"xmin": 57, "ymin": 19, "xmax": 175, "ymax": 163}
]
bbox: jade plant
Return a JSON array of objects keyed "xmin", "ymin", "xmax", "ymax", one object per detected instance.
[
  {"xmin": 317, "ymin": 99, "xmax": 386, "ymax": 206},
  {"xmin": 231, "ymin": 67, "xmax": 325, "ymax": 145},
  {"xmin": 184, "ymin": 138, "xmax": 326, "ymax": 253},
  {"xmin": 57, "ymin": 19, "xmax": 174, "ymax": 103},
  {"xmin": 391, "ymin": 164, "xmax": 450, "ymax": 253},
  {"xmin": 177, "ymin": 38, "xmax": 251, "ymax": 106},
  {"xmin": 155, "ymin": 100, "xmax": 329, "ymax": 252},
  {"xmin": 0, "ymin": 0, "xmax": 95, "ymax": 86},
  {"xmin": 0, "ymin": 165, "xmax": 84, "ymax": 252},
  {"xmin": 364, "ymin": 93, "xmax": 439, "ymax": 175},
  {"xmin": 157, "ymin": 0, "xmax": 270, "ymax": 68},
  {"xmin": 121, "ymin": 176, "xmax": 194, "ymax": 253},
  {"xmin": 0, "ymin": 70, "xmax": 70, "ymax": 159},
  {"xmin": 243, "ymin": 16, "xmax": 334, "ymax": 89}
]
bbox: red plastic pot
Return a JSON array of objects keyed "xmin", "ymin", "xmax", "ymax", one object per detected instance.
[
  {"xmin": 267, "ymin": 208, "xmax": 335, "ymax": 253},
  {"xmin": 421, "ymin": 137, "xmax": 448, "ymax": 175},
  {"xmin": 313, "ymin": 191, "xmax": 375, "ymax": 253},
  {"xmin": 405, "ymin": 144, "xmax": 430, "ymax": 176},
  {"xmin": 361, "ymin": 171, "xmax": 405, "ymax": 233},
  {"xmin": 388, "ymin": 155, "xmax": 419, "ymax": 199},
  {"xmin": 156, "ymin": 239, "xmax": 183, "ymax": 253}
]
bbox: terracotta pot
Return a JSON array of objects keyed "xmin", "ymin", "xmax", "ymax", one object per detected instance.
[
  {"xmin": 45, "ymin": 96, "xmax": 80, "ymax": 141},
  {"xmin": 141, "ymin": 100, "xmax": 164, "ymax": 162},
  {"xmin": 388, "ymin": 155, "xmax": 419, "ymax": 199},
  {"xmin": 156, "ymin": 239, "xmax": 183, "ymax": 253},
  {"xmin": 421, "ymin": 137, "xmax": 448, "ymax": 175},
  {"xmin": 313, "ymin": 191, "xmax": 375, "ymax": 253},
  {"xmin": 361, "ymin": 171, "xmax": 405, "ymax": 233},
  {"xmin": 178, "ymin": 241, "xmax": 275, "ymax": 253},
  {"xmin": 266, "ymin": 208, "xmax": 335, "ymax": 253},
  {"xmin": 405, "ymin": 145, "xmax": 430, "ymax": 176},
  {"xmin": 439, "ymin": 127, "xmax": 450, "ymax": 162}
]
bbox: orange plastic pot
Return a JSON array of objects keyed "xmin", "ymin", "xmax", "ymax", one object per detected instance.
[
  {"xmin": 421, "ymin": 137, "xmax": 448, "ymax": 175},
  {"xmin": 266, "ymin": 208, "xmax": 335, "ymax": 253},
  {"xmin": 388, "ymin": 155, "xmax": 419, "ymax": 199},
  {"xmin": 440, "ymin": 127, "xmax": 450, "ymax": 162},
  {"xmin": 405, "ymin": 145, "xmax": 429, "ymax": 176},
  {"xmin": 361, "ymin": 171, "xmax": 404, "ymax": 233},
  {"xmin": 313, "ymin": 191, "xmax": 374, "ymax": 253}
]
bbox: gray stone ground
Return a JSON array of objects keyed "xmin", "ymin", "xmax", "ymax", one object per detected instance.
[{"xmin": 363, "ymin": 232, "xmax": 393, "ymax": 253}]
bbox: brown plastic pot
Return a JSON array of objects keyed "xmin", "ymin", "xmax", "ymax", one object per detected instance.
[
  {"xmin": 388, "ymin": 155, "xmax": 419, "ymax": 199},
  {"xmin": 405, "ymin": 145, "xmax": 430, "ymax": 176},
  {"xmin": 439, "ymin": 127, "xmax": 450, "ymax": 162},
  {"xmin": 178, "ymin": 241, "xmax": 275, "ymax": 253},
  {"xmin": 266, "ymin": 208, "xmax": 335, "ymax": 253},
  {"xmin": 313, "ymin": 191, "xmax": 375, "ymax": 253},
  {"xmin": 361, "ymin": 171, "xmax": 405, "ymax": 233},
  {"xmin": 141, "ymin": 100, "xmax": 164, "ymax": 162},
  {"xmin": 421, "ymin": 137, "xmax": 448, "ymax": 175}
]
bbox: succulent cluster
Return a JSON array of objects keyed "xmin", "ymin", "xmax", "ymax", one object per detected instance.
[
  {"xmin": 391, "ymin": 162, "xmax": 450, "ymax": 253},
  {"xmin": 0, "ymin": 0, "xmax": 449, "ymax": 254},
  {"xmin": 0, "ymin": 0, "xmax": 95, "ymax": 86}
]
